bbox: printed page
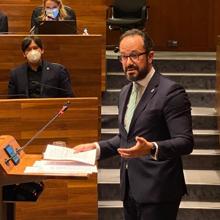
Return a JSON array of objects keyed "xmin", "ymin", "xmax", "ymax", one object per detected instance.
[{"xmin": 43, "ymin": 144, "xmax": 96, "ymax": 165}]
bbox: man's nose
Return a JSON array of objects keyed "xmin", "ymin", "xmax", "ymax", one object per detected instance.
[{"xmin": 125, "ymin": 56, "xmax": 134, "ymax": 65}]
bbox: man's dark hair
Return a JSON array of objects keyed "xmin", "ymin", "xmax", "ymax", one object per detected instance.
[
  {"xmin": 21, "ymin": 36, "xmax": 43, "ymax": 52},
  {"xmin": 119, "ymin": 29, "xmax": 154, "ymax": 53}
]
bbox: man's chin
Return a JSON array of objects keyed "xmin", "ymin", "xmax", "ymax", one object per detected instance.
[{"xmin": 126, "ymin": 71, "xmax": 138, "ymax": 81}]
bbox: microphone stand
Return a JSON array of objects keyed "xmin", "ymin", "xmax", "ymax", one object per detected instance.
[
  {"xmin": 5, "ymin": 101, "xmax": 71, "ymax": 165},
  {"xmin": 32, "ymin": 81, "xmax": 69, "ymax": 93}
]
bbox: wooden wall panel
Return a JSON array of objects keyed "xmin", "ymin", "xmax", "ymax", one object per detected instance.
[
  {"xmin": 15, "ymin": 175, "xmax": 97, "ymax": 220},
  {"xmin": 106, "ymin": 0, "xmax": 220, "ymax": 51},
  {"xmin": 0, "ymin": 98, "xmax": 100, "ymax": 154},
  {"xmin": 0, "ymin": 35, "xmax": 102, "ymax": 98},
  {"xmin": 146, "ymin": 0, "xmax": 213, "ymax": 51}
]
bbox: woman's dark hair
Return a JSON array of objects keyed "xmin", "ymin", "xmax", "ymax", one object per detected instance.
[{"xmin": 21, "ymin": 36, "xmax": 43, "ymax": 52}]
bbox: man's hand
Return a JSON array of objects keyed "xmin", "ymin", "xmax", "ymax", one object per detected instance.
[
  {"xmin": 73, "ymin": 142, "xmax": 97, "ymax": 153},
  {"xmin": 117, "ymin": 136, "xmax": 153, "ymax": 158}
]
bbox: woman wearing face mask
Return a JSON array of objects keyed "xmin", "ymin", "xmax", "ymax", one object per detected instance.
[
  {"xmin": 30, "ymin": 0, "xmax": 76, "ymax": 34},
  {"xmin": 8, "ymin": 36, "xmax": 74, "ymax": 98}
]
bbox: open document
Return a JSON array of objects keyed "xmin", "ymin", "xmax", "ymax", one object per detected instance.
[
  {"xmin": 43, "ymin": 144, "xmax": 96, "ymax": 165},
  {"xmin": 24, "ymin": 144, "xmax": 97, "ymax": 175}
]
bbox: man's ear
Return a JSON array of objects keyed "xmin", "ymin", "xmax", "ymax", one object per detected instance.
[
  {"xmin": 147, "ymin": 51, "xmax": 154, "ymax": 64},
  {"xmin": 41, "ymin": 49, "xmax": 44, "ymax": 55},
  {"xmin": 23, "ymin": 52, "xmax": 27, "ymax": 59}
]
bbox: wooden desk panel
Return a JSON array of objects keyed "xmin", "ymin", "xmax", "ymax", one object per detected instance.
[
  {"xmin": 0, "ymin": 0, "xmax": 107, "ymax": 35},
  {"xmin": 0, "ymin": 98, "xmax": 99, "ymax": 220},
  {"xmin": 0, "ymin": 98, "xmax": 100, "ymax": 154},
  {"xmin": 15, "ymin": 175, "xmax": 97, "ymax": 220},
  {"xmin": 0, "ymin": 35, "xmax": 102, "ymax": 98},
  {"xmin": 0, "ymin": 1, "xmax": 107, "ymax": 90}
]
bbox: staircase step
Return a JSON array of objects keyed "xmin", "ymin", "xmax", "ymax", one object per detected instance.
[
  {"xmin": 98, "ymin": 149, "xmax": 220, "ymax": 170},
  {"xmin": 101, "ymin": 106, "xmax": 217, "ymax": 130},
  {"xmin": 98, "ymin": 200, "xmax": 220, "ymax": 220},
  {"xmin": 101, "ymin": 128, "xmax": 219, "ymax": 149},
  {"xmin": 102, "ymin": 89, "xmax": 216, "ymax": 107},
  {"xmin": 106, "ymin": 51, "xmax": 216, "ymax": 73},
  {"xmin": 107, "ymin": 72, "xmax": 216, "ymax": 90},
  {"xmin": 98, "ymin": 169, "xmax": 220, "ymax": 203},
  {"xmin": 106, "ymin": 51, "xmax": 216, "ymax": 61},
  {"xmin": 98, "ymin": 169, "xmax": 220, "ymax": 184}
]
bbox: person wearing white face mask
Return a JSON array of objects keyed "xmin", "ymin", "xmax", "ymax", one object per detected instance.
[
  {"xmin": 8, "ymin": 36, "xmax": 74, "ymax": 98},
  {"xmin": 31, "ymin": 0, "xmax": 76, "ymax": 34}
]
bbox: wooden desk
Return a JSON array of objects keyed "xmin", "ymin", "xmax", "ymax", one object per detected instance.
[
  {"xmin": 0, "ymin": 138, "xmax": 97, "ymax": 220},
  {"xmin": 0, "ymin": 98, "xmax": 99, "ymax": 220},
  {"xmin": 0, "ymin": 0, "xmax": 107, "ymax": 90},
  {"xmin": 0, "ymin": 0, "xmax": 107, "ymax": 36},
  {"xmin": 0, "ymin": 35, "xmax": 103, "ymax": 97}
]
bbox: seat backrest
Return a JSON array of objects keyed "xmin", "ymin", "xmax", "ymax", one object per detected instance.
[{"xmin": 113, "ymin": 0, "xmax": 146, "ymax": 13}]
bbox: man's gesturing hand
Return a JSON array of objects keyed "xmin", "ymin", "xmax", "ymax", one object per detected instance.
[{"xmin": 117, "ymin": 136, "xmax": 153, "ymax": 158}]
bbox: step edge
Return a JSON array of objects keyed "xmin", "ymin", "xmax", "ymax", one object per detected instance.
[{"xmin": 98, "ymin": 200, "xmax": 220, "ymax": 209}]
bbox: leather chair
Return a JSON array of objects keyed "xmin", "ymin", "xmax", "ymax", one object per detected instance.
[{"xmin": 107, "ymin": 0, "xmax": 148, "ymax": 31}]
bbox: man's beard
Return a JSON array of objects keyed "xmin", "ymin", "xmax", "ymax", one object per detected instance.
[{"xmin": 125, "ymin": 64, "xmax": 147, "ymax": 82}]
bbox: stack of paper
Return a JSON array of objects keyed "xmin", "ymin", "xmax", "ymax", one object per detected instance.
[
  {"xmin": 24, "ymin": 144, "xmax": 97, "ymax": 175},
  {"xmin": 43, "ymin": 144, "xmax": 97, "ymax": 165}
]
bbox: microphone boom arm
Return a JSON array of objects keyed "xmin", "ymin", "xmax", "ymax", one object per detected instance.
[{"xmin": 5, "ymin": 101, "xmax": 71, "ymax": 165}]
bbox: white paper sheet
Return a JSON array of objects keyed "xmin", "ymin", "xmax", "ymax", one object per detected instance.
[
  {"xmin": 24, "ymin": 160, "xmax": 97, "ymax": 174},
  {"xmin": 43, "ymin": 144, "xmax": 96, "ymax": 165}
]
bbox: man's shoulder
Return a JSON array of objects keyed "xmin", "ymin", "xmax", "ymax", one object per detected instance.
[
  {"xmin": 11, "ymin": 63, "xmax": 27, "ymax": 74},
  {"xmin": 158, "ymin": 72, "xmax": 183, "ymax": 90},
  {"xmin": 0, "ymin": 11, "xmax": 7, "ymax": 19},
  {"xmin": 44, "ymin": 61, "xmax": 66, "ymax": 71}
]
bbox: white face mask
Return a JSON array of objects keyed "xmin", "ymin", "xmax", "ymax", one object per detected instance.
[
  {"xmin": 45, "ymin": 8, "xmax": 59, "ymax": 19},
  {"xmin": 26, "ymin": 50, "xmax": 41, "ymax": 64}
]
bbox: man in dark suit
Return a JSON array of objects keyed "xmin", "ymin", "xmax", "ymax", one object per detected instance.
[
  {"xmin": 8, "ymin": 36, "xmax": 73, "ymax": 98},
  {"xmin": 74, "ymin": 29, "xmax": 194, "ymax": 220},
  {"xmin": 0, "ymin": 11, "xmax": 8, "ymax": 32}
]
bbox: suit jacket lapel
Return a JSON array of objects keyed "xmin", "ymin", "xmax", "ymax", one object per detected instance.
[
  {"xmin": 119, "ymin": 83, "xmax": 132, "ymax": 134},
  {"xmin": 40, "ymin": 61, "xmax": 49, "ymax": 95},
  {"xmin": 128, "ymin": 72, "xmax": 160, "ymax": 135},
  {"xmin": 21, "ymin": 64, "xmax": 29, "ymax": 97}
]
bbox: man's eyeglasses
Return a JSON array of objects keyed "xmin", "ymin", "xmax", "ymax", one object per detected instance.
[{"xmin": 118, "ymin": 51, "xmax": 147, "ymax": 62}]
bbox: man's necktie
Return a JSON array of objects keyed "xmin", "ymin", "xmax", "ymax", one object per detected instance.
[{"xmin": 124, "ymin": 82, "xmax": 141, "ymax": 132}]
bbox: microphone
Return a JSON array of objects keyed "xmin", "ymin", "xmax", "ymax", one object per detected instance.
[
  {"xmin": 0, "ymin": 94, "xmax": 28, "ymax": 98},
  {"xmin": 5, "ymin": 101, "xmax": 71, "ymax": 165},
  {"xmin": 29, "ymin": 21, "xmax": 45, "ymax": 34},
  {"xmin": 32, "ymin": 81, "xmax": 70, "ymax": 93},
  {"xmin": 114, "ymin": 46, "xmax": 119, "ymax": 53}
]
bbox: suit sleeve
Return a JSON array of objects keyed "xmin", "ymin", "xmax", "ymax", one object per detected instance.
[
  {"xmin": 98, "ymin": 86, "xmax": 129, "ymax": 160},
  {"xmin": 0, "ymin": 13, "xmax": 8, "ymax": 32},
  {"xmin": 30, "ymin": 8, "xmax": 42, "ymax": 33},
  {"xmin": 156, "ymin": 84, "xmax": 194, "ymax": 160},
  {"xmin": 98, "ymin": 134, "xmax": 121, "ymax": 160},
  {"xmin": 8, "ymin": 70, "xmax": 17, "ymax": 97},
  {"xmin": 59, "ymin": 66, "xmax": 74, "ymax": 97}
]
